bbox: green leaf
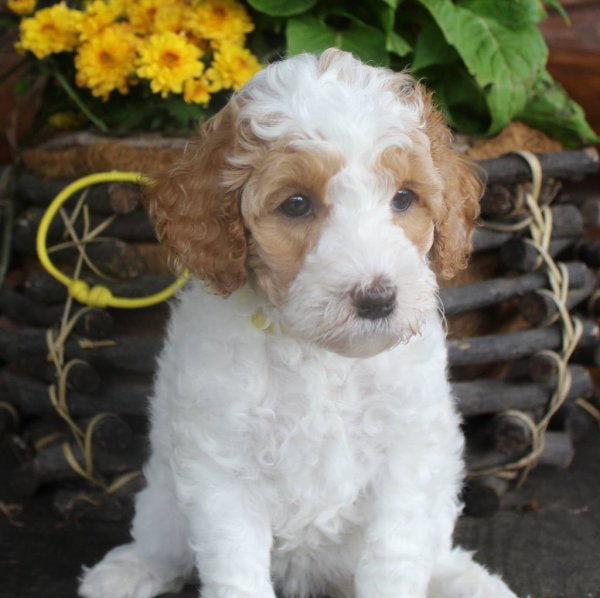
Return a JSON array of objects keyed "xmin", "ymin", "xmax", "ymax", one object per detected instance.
[
  {"xmin": 165, "ymin": 98, "xmax": 204, "ymax": 127},
  {"xmin": 543, "ymin": 0, "xmax": 570, "ymax": 24},
  {"xmin": 420, "ymin": 64, "xmax": 491, "ymax": 133},
  {"xmin": 246, "ymin": 0, "xmax": 318, "ymax": 17},
  {"xmin": 419, "ymin": 0, "xmax": 548, "ymax": 134},
  {"xmin": 381, "ymin": 0, "xmax": 402, "ymax": 8},
  {"xmin": 411, "ymin": 22, "xmax": 459, "ymax": 71},
  {"xmin": 341, "ymin": 21, "xmax": 389, "ymax": 65},
  {"xmin": 380, "ymin": 4, "xmax": 411, "ymax": 59},
  {"xmin": 286, "ymin": 16, "xmax": 389, "ymax": 65},
  {"xmin": 387, "ymin": 31, "xmax": 412, "ymax": 57},
  {"xmin": 379, "ymin": 5, "xmax": 395, "ymax": 34},
  {"xmin": 513, "ymin": 0, "xmax": 547, "ymax": 23},
  {"xmin": 517, "ymin": 70, "xmax": 600, "ymax": 147},
  {"xmin": 286, "ymin": 16, "xmax": 338, "ymax": 55}
]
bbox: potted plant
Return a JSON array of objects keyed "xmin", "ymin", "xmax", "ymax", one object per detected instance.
[{"xmin": 3, "ymin": 0, "xmax": 598, "ymax": 148}]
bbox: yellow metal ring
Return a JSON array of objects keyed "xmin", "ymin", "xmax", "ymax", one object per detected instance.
[{"xmin": 36, "ymin": 171, "xmax": 187, "ymax": 309}]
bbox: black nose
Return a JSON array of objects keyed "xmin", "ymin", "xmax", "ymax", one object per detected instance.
[{"xmin": 352, "ymin": 282, "xmax": 397, "ymax": 320}]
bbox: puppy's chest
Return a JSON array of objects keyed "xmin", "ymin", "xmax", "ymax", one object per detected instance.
[{"xmin": 251, "ymin": 351, "xmax": 399, "ymax": 537}]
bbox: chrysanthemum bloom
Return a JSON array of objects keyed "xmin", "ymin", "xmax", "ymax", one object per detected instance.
[
  {"xmin": 190, "ymin": 0, "xmax": 254, "ymax": 47},
  {"xmin": 77, "ymin": 0, "xmax": 125, "ymax": 42},
  {"xmin": 152, "ymin": 4, "xmax": 193, "ymax": 35},
  {"xmin": 75, "ymin": 22, "xmax": 138, "ymax": 100},
  {"xmin": 137, "ymin": 31, "xmax": 204, "ymax": 98},
  {"xmin": 7, "ymin": 0, "xmax": 36, "ymax": 16},
  {"xmin": 19, "ymin": 2, "xmax": 82, "ymax": 59},
  {"xmin": 183, "ymin": 77, "xmax": 212, "ymax": 105},
  {"xmin": 205, "ymin": 43, "xmax": 261, "ymax": 91},
  {"xmin": 127, "ymin": 0, "xmax": 165, "ymax": 35}
]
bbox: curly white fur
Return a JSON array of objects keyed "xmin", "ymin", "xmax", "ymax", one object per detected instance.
[{"xmin": 79, "ymin": 51, "xmax": 517, "ymax": 598}]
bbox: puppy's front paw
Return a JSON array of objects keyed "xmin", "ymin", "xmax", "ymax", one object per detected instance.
[{"xmin": 78, "ymin": 544, "xmax": 184, "ymax": 598}]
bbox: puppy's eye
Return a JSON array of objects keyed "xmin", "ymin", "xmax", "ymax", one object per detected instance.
[
  {"xmin": 391, "ymin": 189, "xmax": 415, "ymax": 213},
  {"xmin": 279, "ymin": 195, "xmax": 313, "ymax": 218}
]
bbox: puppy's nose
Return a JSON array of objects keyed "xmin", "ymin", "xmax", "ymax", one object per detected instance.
[{"xmin": 352, "ymin": 282, "xmax": 397, "ymax": 320}]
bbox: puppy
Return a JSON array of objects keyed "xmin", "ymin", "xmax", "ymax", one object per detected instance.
[{"xmin": 79, "ymin": 49, "xmax": 517, "ymax": 598}]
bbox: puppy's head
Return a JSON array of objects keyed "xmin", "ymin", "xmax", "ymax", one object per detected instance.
[{"xmin": 146, "ymin": 49, "xmax": 483, "ymax": 357}]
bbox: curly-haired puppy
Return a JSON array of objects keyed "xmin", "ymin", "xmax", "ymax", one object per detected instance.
[{"xmin": 79, "ymin": 49, "xmax": 517, "ymax": 598}]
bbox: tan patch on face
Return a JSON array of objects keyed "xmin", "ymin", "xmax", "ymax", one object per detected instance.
[
  {"xmin": 374, "ymin": 145, "xmax": 443, "ymax": 256},
  {"xmin": 243, "ymin": 144, "xmax": 344, "ymax": 306}
]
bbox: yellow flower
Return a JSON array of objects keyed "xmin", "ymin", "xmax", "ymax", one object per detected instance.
[
  {"xmin": 191, "ymin": 0, "xmax": 254, "ymax": 45},
  {"xmin": 48, "ymin": 111, "xmax": 88, "ymax": 130},
  {"xmin": 126, "ymin": 0, "xmax": 163, "ymax": 35},
  {"xmin": 78, "ymin": 0, "xmax": 124, "ymax": 42},
  {"xmin": 153, "ymin": 4, "xmax": 192, "ymax": 34},
  {"xmin": 75, "ymin": 23, "xmax": 138, "ymax": 100},
  {"xmin": 18, "ymin": 3, "xmax": 82, "ymax": 59},
  {"xmin": 7, "ymin": 0, "xmax": 36, "ymax": 16},
  {"xmin": 184, "ymin": 77, "xmax": 212, "ymax": 105},
  {"xmin": 137, "ymin": 31, "xmax": 204, "ymax": 98},
  {"xmin": 205, "ymin": 44, "xmax": 261, "ymax": 91}
]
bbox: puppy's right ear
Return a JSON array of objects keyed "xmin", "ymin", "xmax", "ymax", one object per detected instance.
[{"xmin": 145, "ymin": 104, "xmax": 248, "ymax": 297}]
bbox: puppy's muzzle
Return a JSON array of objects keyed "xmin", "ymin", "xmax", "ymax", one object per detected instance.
[{"xmin": 352, "ymin": 281, "xmax": 397, "ymax": 320}]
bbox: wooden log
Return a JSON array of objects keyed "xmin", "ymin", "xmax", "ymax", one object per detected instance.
[
  {"xmin": 447, "ymin": 318, "xmax": 597, "ymax": 367},
  {"xmin": 22, "ymin": 413, "xmax": 135, "ymax": 455},
  {"xmin": 500, "ymin": 237, "xmax": 577, "ymax": 272},
  {"xmin": 22, "ymin": 418, "xmax": 66, "ymax": 453},
  {"xmin": 473, "ymin": 204, "xmax": 584, "ymax": 254},
  {"xmin": 492, "ymin": 412, "xmax": 536, "ymax": 455},
  {"xmin": 0, "ymin": 401, "xmax": 19, "ymax": 437},
  {"xmin": 15, "ymin": 170, "xmax": 142, "ymax": 215},
  {"xmin": 13, "ymin": 208, "xmax": 156, "ymax": 254},
  {"xmin": 0, "ymin": 328, "xmax": 161, "ymax": 374},
  {"xmin": 0, "ymin": 369, "xmax": 150, "ymax": 416},
  {"xmin": 53, "ymin": 488, "xmax": 132, "ymax": 522},
  {"xmin": 477, "ymin": 149, "xmax": 599, "ymax": 185},
  {"xmin": 0, "ymin": 287, "xmax": 113, "ymax": 338},
  {"xmin": 579, "ymin": 197, "xmax": 600, "ymax": 227},
  {"xmin": 575, "ymin": 239, "xmax": 600, "ymax": 268},
  {"xmin": 76, "ymin": 415, "xmax": 134, "ymax": 454},
  {"xmin": 15, "ymin": 358, "xmax": 101, "ymax": 393},
  {"xmin": 8, "ymin": 436, "xmax": 146, "ymax": 497},
  {"xmin": 26, "ymin": 241, "xmax": 145, "ymax": 279},
  {"xmin": 440, "ymin": 261, "xmax": 588, "ymax": 315},
  {"xmin": 571, "ymin": 341, "xmax": 600, "ymax": 367},
  {"xmin": 461, "ymin": 476, "xmax": 510, "ymax": 518},
  {"xmin": 502, "ymin": 352, "xmax": 578, "ymax": 384},
  {"xmin": 472, "ymin": 228, "xmax": 514, "ymax": 253},
  {"xmin": 552, "ymin": 402, "xmax": 599, "ymax": 443},
  {"xmin": 528, "ymin": 352, "xmax": 560, "ymax": 382},
  {"xmin": 53, "ymin": 474, "xmax": 145, "ymax": 522},
  {"xmin": 466, "ymin": 431, "xmax": 575, "ymax": 473},
  {"xmin": 25, "ymin": 270, "xmax": 176, "ymax": 304},
  {"xmin": 454, "ymin": 365, "xmax": 592, "ymax": 417},
  {"xmin": 479, "ymin": 184, "xmax": 521, "ymax": 219},
  {"xmin": 517, "ymin": 268, "xmax": 598, "ymax": 325}
]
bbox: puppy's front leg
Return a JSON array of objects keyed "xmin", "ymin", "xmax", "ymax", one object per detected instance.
[
  {"xmin": 173, "ymin": 452, "xmax": 276, "ymax": 598},
  {"xmin": 355, "ymin": 424, "xmax": 462, "ymax": 598}
]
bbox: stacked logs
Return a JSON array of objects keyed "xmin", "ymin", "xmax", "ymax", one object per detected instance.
[{"xmin": 0, "ymin": 148, "xmax": 599, "ymax": 521}]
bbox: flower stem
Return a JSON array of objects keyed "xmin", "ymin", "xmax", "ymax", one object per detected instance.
[{"xmin": 51, "ymin": 62, "xmax": 109, "ymax": 133}]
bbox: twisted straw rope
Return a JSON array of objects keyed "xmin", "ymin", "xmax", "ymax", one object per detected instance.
[
  {"xmin": 469, "ymin": 151, "xmax": 583, "ymax": 484},
  {"xmin": 43, "ymin": 191, "xmax": 141, "ymax": 494}
]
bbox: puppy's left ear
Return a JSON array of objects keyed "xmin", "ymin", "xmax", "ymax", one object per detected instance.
[{"xmin": 421, "ymin": 88, "xmax": 484, "ymax": 280}]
